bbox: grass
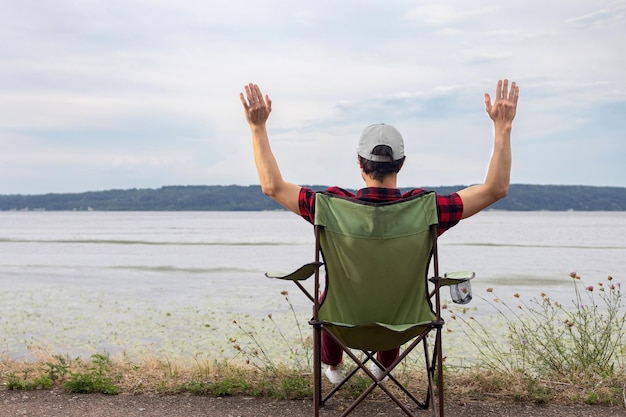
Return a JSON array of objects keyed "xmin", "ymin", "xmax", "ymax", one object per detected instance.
[
  {"xmin": 455, "ymin": 273, "xmax": 625, "ymax": 378},
  {"xmin": 2, "ymin": 351, "xmax": 624, "ymax": 405},
  {"xmin": 449, "ymin": 272, "xmax": 626, "ymax": 406},
  {"xmin": 1, "ymin": 275, "xmax": 625, "ymax": 407},
  {"xmin": 63, "ymin": 353, "xmax": 120, "ymax": 394}
]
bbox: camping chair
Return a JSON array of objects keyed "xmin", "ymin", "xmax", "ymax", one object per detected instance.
[{"xmin": 266, "ymin": 191, "xmax": 474, "ymax": 417}]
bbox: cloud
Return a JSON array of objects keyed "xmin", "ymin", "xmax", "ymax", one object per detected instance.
[
  {"xmin": 565, "ymin": 1, "xmax": 626, "ymax": 29},
  {"xmin": 405, "ymin": 4, "xmax": 493, "ymax": 27},
  {"xmin": 0, "ymin": 1, "xmax": 625, "ymax": 194}
]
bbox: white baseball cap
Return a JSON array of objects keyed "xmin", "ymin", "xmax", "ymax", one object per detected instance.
[{"xmin": 357, "ymin": 123, "xmax": 405, "ymax": 162}]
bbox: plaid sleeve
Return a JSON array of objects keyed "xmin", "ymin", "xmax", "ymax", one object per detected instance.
[
  {"xmin": 436, "ymin": 192, "xmax": 463, "ymax": 235},
  {"xmin": 298, "ymin": 187, "xmax": 316, "ymax": 224},
  {"xmin": 299, "ymin": 186, "xmax": 356, "ymax": 224}
]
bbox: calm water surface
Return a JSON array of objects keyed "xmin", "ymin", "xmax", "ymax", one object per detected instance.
[{"xmin": 1, "ymin": 211, "xmax": 624, "ymax": 363}]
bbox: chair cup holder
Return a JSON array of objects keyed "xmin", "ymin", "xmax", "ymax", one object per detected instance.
[{"xmin": 450, "ymin": 280, "xmax": 473, "ymax": 304}]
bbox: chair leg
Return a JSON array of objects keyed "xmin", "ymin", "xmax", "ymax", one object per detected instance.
[
  {"xmin": 436, "ymin": 329, "xmax": 444, "ymax": 417},
  {"xmin": 315, "ymin": 327, "xmax": 442, "ymax": 417},
  {"xmin": 422, "ymin": 337, "xmax": 437, "ymax": 417},
  {"xmin": 313, "ymin": 325, "xmax": 322, "ymax": 417},
  {"xmin": 328, "ymin": 334, "xmax": 428, "ymax": 417},
  {"xmin": 336, "ymin": 348, "xmax": 417, "ymax": 417},
  {"xmin": 424, "ymin": 329, "xmax": 445, "ymax": 417}
]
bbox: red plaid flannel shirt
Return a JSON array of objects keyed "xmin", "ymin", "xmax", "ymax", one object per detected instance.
[{"xmin": 298, "ymin": 186, "xmax": 463, "ymax": 236}]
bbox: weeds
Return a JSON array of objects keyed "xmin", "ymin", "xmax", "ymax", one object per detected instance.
[
  {"xmin": 229, "ymin": 290, "xmax": 311, "ymax": 373},
  {"xmin": 6, "ymin": 372, "xmax": 54, "ymax": 390},
  {"xmin": 231, "ymin": 318, "xmax": 278, "ymax": 372},
  {"xmin": 455, "ymin": 273, "xmax": 625, "ymax": 380},
  {"xmin": 64, "ymin": 354, "xmax": 120, "ymax": 394},
  {"xmin": 450, "ymin": 273, "xmax": 626, "ymax": 405},
  {"xmin": 4, "ymin": 354, "xmax": 71, "ymax": 391},
  {"xmin": 45, "ymin": 354, "xmax": 71, "ymax": 382}
]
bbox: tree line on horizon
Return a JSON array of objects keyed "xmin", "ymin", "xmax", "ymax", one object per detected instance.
[{"xmin": 1, "ymin": 184, "xmax": 625, "ymax": 211}]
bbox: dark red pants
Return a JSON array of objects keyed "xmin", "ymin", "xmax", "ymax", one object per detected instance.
[{"xmin": 321, "ymin": 330, "xmax": 400, "ymax": 368}]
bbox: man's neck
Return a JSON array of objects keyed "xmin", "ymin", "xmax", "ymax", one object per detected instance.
[{"xmin": 363, "ymin": 174, "xmax": 398, "ymax": 189}]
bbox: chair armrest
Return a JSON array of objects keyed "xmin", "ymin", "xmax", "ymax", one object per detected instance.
[
  {"xmin": 265, "ymin": 262, "xmax": 322, "ymax": 281},
  {"xmin": 439, "ymin": 270, "xmax": 475, "ymax": 287}
]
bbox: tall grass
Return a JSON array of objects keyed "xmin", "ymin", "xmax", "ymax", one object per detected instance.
[
  {"xmin": 453, "ymin": 273, "xmax": 625, "ymax": 378},
  {"xmin": 230, "ymin": 291, "xmax": 312, "ymax": 373},
  {"xmin": 450, "ymin": 273, "xmax": 626, "ymax": 405}
]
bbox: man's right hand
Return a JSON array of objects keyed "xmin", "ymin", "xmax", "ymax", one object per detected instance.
[{"xmin": 484, "ymin": 79, "xmax": 519, "ymax": 130}]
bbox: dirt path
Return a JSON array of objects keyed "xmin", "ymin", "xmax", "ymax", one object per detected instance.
[{"xmin": 2, "ymin": 390, "xmax": 625, "ymax": 417}]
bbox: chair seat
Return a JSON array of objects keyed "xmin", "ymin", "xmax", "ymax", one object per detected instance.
[{"xmin": 315, "ymin": 320, "xmax": 443, "ymax": 352}]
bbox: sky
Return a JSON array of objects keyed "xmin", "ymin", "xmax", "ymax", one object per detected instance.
[{"xmin": 1, "ymin": 1, "xmax": 625, "ymax": 195}]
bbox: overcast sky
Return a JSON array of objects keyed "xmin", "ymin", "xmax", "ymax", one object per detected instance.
[{"xmin": 1, "ymin": 1, "xmax": 624, "ymax": 195}]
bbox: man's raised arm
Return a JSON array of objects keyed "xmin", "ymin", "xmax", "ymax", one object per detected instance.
[
  {"xmin": 240, "ymin": 83, "xmax": 301, "ymax": 214},
  {"xmin": 458, "ymin": 79, "xmax": 520, "ymax": 219}
]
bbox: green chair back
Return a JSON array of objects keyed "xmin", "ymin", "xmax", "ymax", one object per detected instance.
[{"xmin": 314, "ymin": 192, "xmax": 439, "ymax": 351}]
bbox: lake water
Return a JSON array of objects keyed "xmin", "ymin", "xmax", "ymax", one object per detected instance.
[{"xmin": 1, "ymin": 210, "xmax": 625, "ymax": 365}]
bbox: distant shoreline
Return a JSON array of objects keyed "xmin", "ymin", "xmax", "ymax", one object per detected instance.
[{"xmin": 1, "ymin": 184, "xmax": 626, "ymax": 211}]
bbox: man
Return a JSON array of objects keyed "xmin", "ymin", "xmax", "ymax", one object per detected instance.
[{"xmin": 240, "ymin": 79, "xmax": 519, "ymax": 383}]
